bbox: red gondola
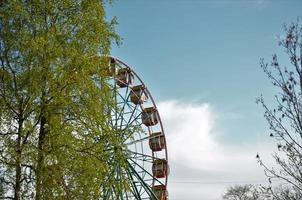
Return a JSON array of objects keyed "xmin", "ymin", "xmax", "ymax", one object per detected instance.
[
  {"xmin": 130, "ymin": 85, "xmax": 148, "ymax": 105},
  {"xmin": 116, "ymin": 68, "xmax": 133, "ymax": 87},
  {"xmin": 152, "ymin": 185, "xmax": 169, "ymax": 200},
  {"xmin": 142, "ymin": 107, "xmax": 158, "ymax": 126},
  {"xmin": 152, "ymin": 159, "xmax": 169, "ymax": 178},
  {"xmin": 149, "ymin": 132, "xmax": 165, "ymax": 152}
]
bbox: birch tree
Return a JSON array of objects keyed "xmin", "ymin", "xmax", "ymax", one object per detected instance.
[{"xmin": 0, "ymin": 1, "xmax": 120, "ymax": 199}]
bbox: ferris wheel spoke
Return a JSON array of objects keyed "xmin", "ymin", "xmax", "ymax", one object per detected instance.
[
  {"xmin": 116, "ymin": 165, "xmax": 128, "ymax": 200},
  {"xmin": 112, "ymin": 97, "xmax": 140, "ymax": 135},
  {"xmin": 103, "ymin": 163, "xmax": 130, "ymax": 199},
  {"xmin": 122, "ymin": 113, "xmax": 143, "ymax": 143},
  {"xmin": 107, "ymin": 117, "xmax": 117, "ymax": 135},
  {"xmin": 130, "ymin": 155, "xmax": 153, "ymax": 163},
  {"xmin": 125, "ymin": 165, "xmax": 144, "ymax": 200},
  {"xmin": 113, "ymin": 87, "xmax": 119, "ymax": 129},
  {"xmin": 105, "ymin": 56, "xmax": 168, "ymax": 200},
  {"xmin": 116, "ymin": 99, "xmax": 138, "ymax": 112},
  {"xmin": 102, "ymin": 188, "xmax": 111, "ymax": 200},
  {"xmin": 102, "ymin": 167, "xmax": 117, "ymax": 199},
  {"xmin": 124, "ymin": 191, "xmax": 131, "ymax": 200},
  {"xmin": 126, "ymin": 150, "xmax": 155, "ymax": 163},
  {"xmin": 127, "ymin": 167, "xmax": 149, "ymax": 198},
  {"xmin": 117, "ymin": 87, "xmax": 132, "ymax": 128},
  {"xmin": 129, "ymin": 158, "xmax": 166, "ymax": 187},
  {"xmin": 119, "ymin": 102, "xmax": 140, "ymax": 132},
  {"xmin": 126, "ymin": 111, "xmax": 142, "ymax": 128},
  {"xmin": 124, "ymin": 135, "xmax": 151, "ymax": 146},
  {"xmin": 126, "ymin": 160, "xmax": 158, "ymax": 200}
]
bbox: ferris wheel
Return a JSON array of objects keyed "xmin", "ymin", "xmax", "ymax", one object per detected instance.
[{"xmin": 102, "ymin": 56, "xmax": 169, "ymax": 200}]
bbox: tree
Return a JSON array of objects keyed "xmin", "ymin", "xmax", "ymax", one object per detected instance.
[
  {"xmin": 222, "ymin": 184, "xmax": 271, "ymax": 200},
  {"xmin": 270, "ymin": 185, "xmax": 302, "ymax": 200},
  {"xmin": 0, "ymin": 1, "xmax": 120, "ymax": 199},
  {"xmin": 256, "ymin": 19, "xmax": 302, "ymax": 199},
  {"xmin": 0, "ymin": 176, "xmax": 4, "ymax": 198}
]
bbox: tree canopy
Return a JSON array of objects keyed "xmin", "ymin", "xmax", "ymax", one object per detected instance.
[
  {"xmin": 222, "ymin": 184, "xmax": 271, "ymax": 200},
  {"xmin": 0, "ymin": 1, "xmax": 120, "ymax": 199}
]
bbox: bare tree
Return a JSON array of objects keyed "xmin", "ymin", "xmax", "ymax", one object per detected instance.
[
  {"xmin": 256, "ymin": 19, "xmax": 302, "ymax": 199},
  {"xmin": 222, "ymin": 184, "xmax": 271, "ymax": 200},
  {"xmin": 270, "ymin": 185, "xmax": 302, "ymax": 200}
]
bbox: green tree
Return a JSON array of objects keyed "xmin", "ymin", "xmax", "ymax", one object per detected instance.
[
  {"xmin": 256, "ymin": 19, "xmax": 302, "ymax": 199},
  {"xmin": 0, "ymin": 1, "xmax": 119, "ymax": 199},
  {"xmin": 0, "ymin": 176, "xmax": 4, "ymax": 198}
]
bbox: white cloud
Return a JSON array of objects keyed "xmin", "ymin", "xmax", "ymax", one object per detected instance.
[
  {"xmin": 157, "ymin": 100, "xmax": 275, "ymax": 199},
  {"xmin": 158, "ymin": 100, "xmax": 220, "ymax": 170}
]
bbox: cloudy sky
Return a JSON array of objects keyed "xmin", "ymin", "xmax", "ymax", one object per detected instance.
[{"xmin": 107, "ymin": 1, "xmax": 302, "ymax": 199}]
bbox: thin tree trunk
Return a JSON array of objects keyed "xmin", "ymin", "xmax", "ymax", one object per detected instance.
[
  {"xmin": 14, "ymin": 118, "xmax": 23, "ymax": 200},
  {"xmin": 35, "ymin": 88, "xmax": 47, "ymax": 200},
  {"xmin": 35, "ymin": 114, "xmax": 46, "ymax": 200},
  {"xmin": 35, "ymin": 15, "xmax": 48, "ymax": 195}
]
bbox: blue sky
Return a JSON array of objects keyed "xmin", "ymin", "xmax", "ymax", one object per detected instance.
[{"xmin": 107, "ymin": 1, "xmax": 302, "ymax": 199}]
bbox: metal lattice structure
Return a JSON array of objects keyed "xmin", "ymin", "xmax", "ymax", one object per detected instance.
[{"xmin": 103, "ymin": 56, "xmax": 169, "ymax": 200}]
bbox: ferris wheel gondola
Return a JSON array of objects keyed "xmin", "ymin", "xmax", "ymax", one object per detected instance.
[{"xmin": 102, "ymin": 56, "xmax": 169, "ymax": 200}]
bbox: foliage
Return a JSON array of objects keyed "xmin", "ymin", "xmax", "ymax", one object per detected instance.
[
  {"xmin": 222, "ymin": 184, "xmax": 271, "ymax": 200},
  {"xmin": 0, "ymin": 1, "xmax": 121, "ymax": 199},
  {"xmin": 223, "ymin": 184, "xmax": 302, "ymax": 200},
  {"xmin": 223, "ymin": 184, "xmax": 257, "ymax": 200},
  {"xmin": 256, "ymin": 19, "xmax": 302, "ymax": 199},
  {"xmin": 269, "ymin": 185, "xmax": 302, "ymax": 200}
]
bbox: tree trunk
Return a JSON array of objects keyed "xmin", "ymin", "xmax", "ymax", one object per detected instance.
[
  {"xmin": 35, "ymin": 114, "xmax": 46, "ymax": 200},
  {"xmin": 14, "ymin": 119, "xmax": 23, "ymax": 200}
]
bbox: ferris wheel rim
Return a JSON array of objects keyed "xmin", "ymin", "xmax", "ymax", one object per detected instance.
[
  {"xmin": 106, "ymin": 55, "xmax": 169, "ymax": 199},
  {"xmin": 108, "ymin": 56, "xmax": 168, "ymax": 156}
]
